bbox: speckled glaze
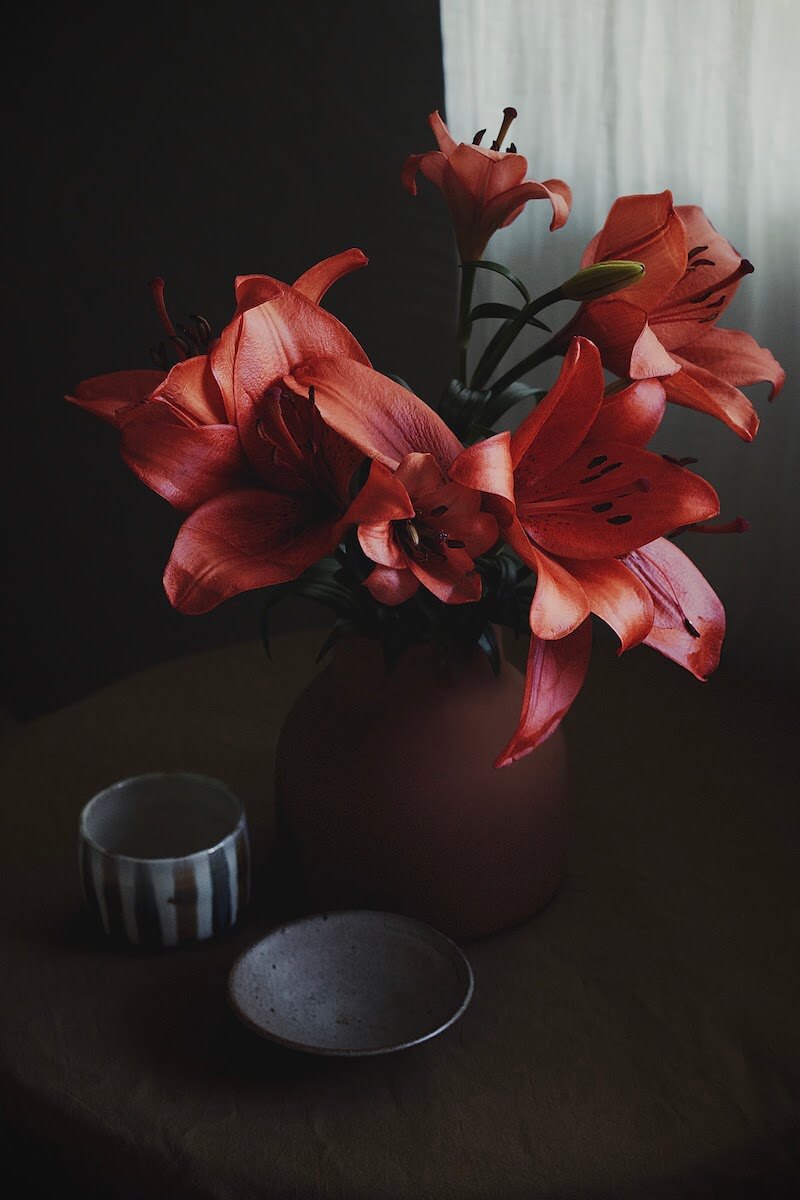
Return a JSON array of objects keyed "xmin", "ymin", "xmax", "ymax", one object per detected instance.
[
  {"xmin": 79, "ymin": 772, "xmax": 250, "ymax": 948},
  {"xmin": 275, "ymin": 635, "xmax": 569, "ymax": 941},
  {"xmin": 227, "ymin": 910, "xmax": 474, "ymax": 1056}
]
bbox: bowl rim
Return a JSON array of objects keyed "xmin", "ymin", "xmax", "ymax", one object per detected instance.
[
  {"xmin": 226, "ymin": 908, "xmax": 475, "ymax": 1057},
  {"xmin": 78, "ymin": 771, "xmax": 247, "ymax": 864}
]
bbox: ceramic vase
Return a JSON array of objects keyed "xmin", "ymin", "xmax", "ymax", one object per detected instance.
[{"xmin": 274, "ymin": 634, "xmax": 569, "ymax": 941}]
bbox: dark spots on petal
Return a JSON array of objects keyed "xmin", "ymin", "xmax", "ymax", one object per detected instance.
[
  {"xmin": 607, "ymin": 514, "xmax": 632, "ymax": 525},
  {"xmin": 580, "ymin": 473, "xmax": 603, "ymax": 485},
  {"xmin": 687, "ymin": 257, "xmax": 715, "ymax": 268},
  {"xmin": 684, "ymin": 619, "xmax": 702, "ymax": 638},
  {"xmin": 599, "ymin": 461, "xmax": 623, "ymax": 475},
  {"xmin": 446, "ymin": 539, "xmax": 466, "ymax": 549},
  {"xmin": 662, "ymin": 453, "xmax": 699, "ymax": 467},
  {"xmin": 430, "ymin": 505, "xmax": 448, "ymax": 517},
  {"xmin": 635, "ymin": 477, "xmax": 651, "ymax": 492},
  {"xmin": 587, "ymin": 454, "xmax": 608, "ymax": 469},
  {"xmin": 592, "ymin": 502, "xmax": 613, "ymax": 513}
]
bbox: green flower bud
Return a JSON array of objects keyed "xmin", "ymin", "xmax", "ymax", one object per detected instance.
[{"xmin": 560, "ymin": 260, "xmax": 645, "ymax": 302}]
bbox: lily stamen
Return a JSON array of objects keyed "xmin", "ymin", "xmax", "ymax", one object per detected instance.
[
  {"xmin": 148, "ymin": 276, "xmax": 188, "ymax": 362},
  {"xmin": 490, "ymin": 107, "xmax": 517, "ymax": 151},
  {"xmin": 653, "ymin": 261, "xmax": 754, "ymax": 324}
]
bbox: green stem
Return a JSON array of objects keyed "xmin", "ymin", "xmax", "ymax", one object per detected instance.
[
  {"xmin": 455, "ymin": 264, "xmax": 477, "ymax": 382},
  {"xmin": 489, "ymin": 339, "xmax": 561, "ymax": 395},
  {"xmin": 470, "ymin": 286, "xmax": 564, "ymax": 390}
]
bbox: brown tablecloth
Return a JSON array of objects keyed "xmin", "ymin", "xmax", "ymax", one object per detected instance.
[{"xmin": 1, "ymin": 632, "xmax": 798, "ymax": 1199}]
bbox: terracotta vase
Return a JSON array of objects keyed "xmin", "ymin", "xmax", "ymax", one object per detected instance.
[{"xmin": 274, "ymin": 634, "xmax": 569, "ymax": 941}]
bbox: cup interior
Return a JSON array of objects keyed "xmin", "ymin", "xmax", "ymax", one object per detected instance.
[{"xmin": 80, "ymin": 773, "xmax": 244, "ymax": 859}]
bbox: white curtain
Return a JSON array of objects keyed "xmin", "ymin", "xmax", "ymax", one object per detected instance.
[{"xmin": 440, "ymin": 0, "xmax": 799, "ymax": 685}]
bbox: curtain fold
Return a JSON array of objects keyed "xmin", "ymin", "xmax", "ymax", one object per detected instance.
[{"xmin": 440, "ymin": 0, "xmax": 798, "ymax": 684}]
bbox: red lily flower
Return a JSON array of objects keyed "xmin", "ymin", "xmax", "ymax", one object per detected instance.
[
  {"xmin": 67, "ymin": 249, "xmax": 371, "ymax": 513},
  {"xmin": 565, "ymin": 192, "xmax": 784, "ymax": 439},
  {"xmin": 454, "ymin": 339, "xmax": 725, "ymax": 764},
  {"xmin": 452, "ymin": 337, "xmax": 719, "ymax": 642},
  {"xmin": 68, "ymin": 251, "xmax": 405, "ymax": 613},
  {"xmin": 289, "ymin": 357, "xmax": 499, "ymax": 605},
  {"xmin": 357, "ymin": 455, "xmax": 498, "ymax": 605},
  {"xmin": 402, "ymin": 109, "xmax": 571, "ymax": 261}
]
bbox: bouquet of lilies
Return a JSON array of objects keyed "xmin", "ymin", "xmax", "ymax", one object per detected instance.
[{"xmin": 68, "ymin": 108, "xmax": 783, "ymax": 767}]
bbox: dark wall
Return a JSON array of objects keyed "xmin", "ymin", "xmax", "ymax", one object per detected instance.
[{"xmin": 4, "ymin": 2, "xmax": 455, "ymax": 721}]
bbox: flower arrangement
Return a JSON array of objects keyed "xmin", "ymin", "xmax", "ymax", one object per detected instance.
[{"xmin": 68, "ymin": 108, "xmax": 783, "ymax": 769}]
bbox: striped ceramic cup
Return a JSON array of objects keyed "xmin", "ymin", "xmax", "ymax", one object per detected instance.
[{"xmin": 79, "ymin": 772, "xmax": 250, "ymax": 948}]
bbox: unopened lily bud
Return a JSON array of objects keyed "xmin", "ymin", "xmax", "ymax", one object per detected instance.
[{"xmin": 560, "ymin": 260, "xmax": 645, "ymax": 302}]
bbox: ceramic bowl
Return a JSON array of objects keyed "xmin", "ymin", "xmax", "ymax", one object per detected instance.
[{"xmin": 227, "ymin": 909, "xmax": 474, "ymax": 1055}]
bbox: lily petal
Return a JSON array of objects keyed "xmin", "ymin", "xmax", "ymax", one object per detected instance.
[
  {"xmin": 662, "ymin": 358, "xmax": 760, "ymax": 441},
  {"xmin": 164, "ymin": 489, "xmax": 343, "ymax": 614},
  {"xmin": 119, "ymin": 403, "xmax": 249, "ymax": 511},
  {"xmin": 353, "ymin": 464, "xmax": 415, "ymax": 568},
  {"xmin": 429, "ymin": 110, "xmax": 457, "ymax": 155},
  {"xmin": 658, "ymin": 206, "xmax": 751, "ymax": 338},
  {"xmin": 624, "ymin": 537, "xmax": 725, "ymax": 680},
  {"xmin": 571, "ymin": 301, "xmax": 680, "ymax": 380},
  {"xmin": 582, "ymin": 191, "xmax": 687, "ymax": 308},
  {"xmin": 365, "ymin": 565, "xmax": 420, "ymax": 606},
  {"xmin": 345, "ymin": 459, "xmax": 415, "ymax": 529},
  {"xmin": 402, "ymin": 150, "xmax": 447, "ymax": 196},
  {"xmin": 484, "ymin": 176, "xmax": 572, "ymax": 233},
  {"xmin": 495, "ymin": 619, "xmax": 592, "ymax": 767},
  {"xmin": 523, "ymin": 440, "xmax": 720, "ymax": 560},
  {"xmin": 396, "ymin": 452, "xmax": 446, "ymax": 498},
  {"xmin": 505, "ymin": 522, "xmax": 591, "ymax": 639},
  {"xmin": 678, "ymin": 327, "xmax": 784, "ymax": 399},
  {"xmin": 212, "ymin": 287, "xmax": 370, "ymax": 427},
  {"xmin": 293, "ymin": 357, "xmax": 463, "ymax": 472},
  {"xmin": 155, "ymin": 355, "xmax": 230, "ymax": 426},
  {"xmin": 66, "ymin": 369, "xmax": 165, "ymax": 428},
  {"xmin": 359, "ymin": 523, "xmax": 407, "ymax": 568},
  {"xmin": 292, "ymin": 249, "xmax": 368, "ymax": 305},
  {"xmin": 557, "ymin": 556, "xmax": 654, "ymax": 652},
  {"xmin": 450, "ymin": 432, "xmax": 516, "ymax": 527},
  {"xmin": 511, "ymin": 337, "xmax": 605, "ymax": 475},
  {"xmin": 406, "ymin": 544, "xmax": 483, "ymax": 605},
  {"xmin": 590, "ymin": 379, "xmax": 667, "ymax": 446}
]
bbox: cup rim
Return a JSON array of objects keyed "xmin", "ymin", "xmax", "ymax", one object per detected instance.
[{"xmin": 79, "ymin": 771, "xmax": 247, "ymax": 864}]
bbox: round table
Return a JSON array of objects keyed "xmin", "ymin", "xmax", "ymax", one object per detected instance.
[{"xmin": 1, "ymin": 632, "xmax": 798, "ymax": 1199}]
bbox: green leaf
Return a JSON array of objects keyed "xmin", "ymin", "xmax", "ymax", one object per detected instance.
[
  {"xmin": 477, "ymin": 624, "xmax": 501, "ymax": 676},
  {"xmin": 461, "ymin": 260, "xmax": 531, "ymax": 304},
  {"xmin": 441, "ymin": 378, "xmax": 491, "ymax": 436},
  {"xmin": 483, "ymin": 381, "xmax": 547, "ymax": 427},
  {"xmin": 468, "ymin": 302, "xmax": 550, "ymax": 333},
  {"xmin": 316, "ymin": 619, "xmax": 355, "ymax": 663}
]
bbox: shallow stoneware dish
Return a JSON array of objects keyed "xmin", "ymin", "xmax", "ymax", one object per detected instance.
[{"xmin": 227, "ymin": 910, "xmax": 474, "ymax": 1056}]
